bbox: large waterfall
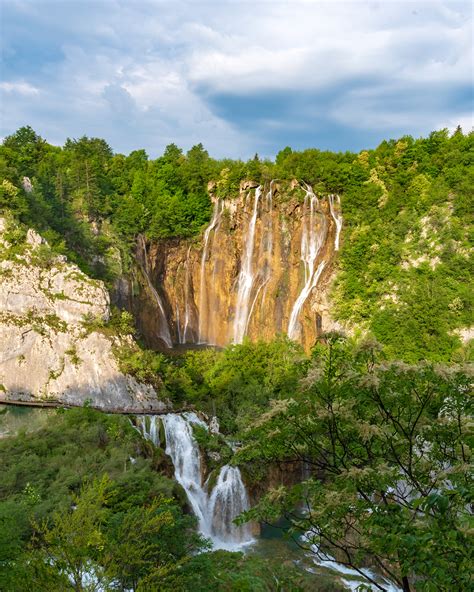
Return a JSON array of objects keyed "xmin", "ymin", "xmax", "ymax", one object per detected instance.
[
  {"xmin": 137, "ymin": 413, "xmax": 254, "ymax": 550},
  {"xmin": 139, "ymin": 181, "xmax": 342, "ymax": 350},
  {"xmin": 287, "ymin": 186, "xmax": 328, "ymax": 340},
  {"xmin": 233, "ymin": 186, "xmax": 261, "ymax": 344}
]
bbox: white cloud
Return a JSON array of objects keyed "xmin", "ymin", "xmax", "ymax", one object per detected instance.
[
  {"xmin": 441, "ymin": 114, "xmax": 473, "ymax": 134},
  {"xmin": 0, "ymin": 81, "xmax": 39, "ymax": 95},
  {"xmin": 0, "ymin": 0, "xmax": 471, "ymax": 156}
]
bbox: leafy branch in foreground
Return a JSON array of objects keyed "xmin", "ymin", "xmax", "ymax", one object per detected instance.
[{"xmin": 236, "ymin": 335, "xmax": 473, "ymax": 592}]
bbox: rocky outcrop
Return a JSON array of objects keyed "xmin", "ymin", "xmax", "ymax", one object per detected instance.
[
  {"xmin": 0, "ymin": 219, "xmax": 168, "ymax": 411},
  {"xmin": 132, "ymin": 181, "xmax": 345, "ymax": 351}
]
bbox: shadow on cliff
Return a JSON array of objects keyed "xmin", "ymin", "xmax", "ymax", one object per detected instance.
[{"xmin": 0, "ymin": 378, "xmax": 173, "ymax": 415}]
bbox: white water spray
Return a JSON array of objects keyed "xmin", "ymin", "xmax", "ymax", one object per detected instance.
[
  {"xmin": 182, "ymin": 245, "xmax": 193, "ymax": 343},
  {"xmin": 208, "ymin": 465, "xmax": 253, "ymax": 545},
  {"xmin": 162, "ymin": 413, "xmax": 210, "ymax": 527},
  {"xmin": 303, "ymin": 528, "xmax": 402, "ymax": 592},
  {"xmin": 233, "ymin": 186, "xmax": 261, "ymax": 344},
  {"xmin": 136, "ymin": 415, "xmax": 160, "ymax": 445},
  {"xmin": 328, "ymin": 194, "xmax": 343, "ymax": 251},
  {"xmin": 138, "ymin": 413, "xmax": 254, "ymax": 550},
  {"xmin": 287, "ymin": 186, "xmax": 327, "ymax": 340}
]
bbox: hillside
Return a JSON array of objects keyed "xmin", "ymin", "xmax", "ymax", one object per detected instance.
[{"xmin": 1, "ymin": 126, "xmax": 472, "ymax": 361}]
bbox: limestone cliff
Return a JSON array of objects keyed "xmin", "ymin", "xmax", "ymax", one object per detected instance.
[
  {"xmin": 0, "ymin": 218, "xmax": 167, "ymax": 411},
  {"xmin": 133, "ymin": 180, "xmax": 345, "ymax": 351}
]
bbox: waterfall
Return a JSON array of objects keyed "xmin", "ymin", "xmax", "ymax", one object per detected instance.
[
  {"xmin": 233, "ymin": 186, "xmax": 261, "ymax": 344},
  {"xmin": 162, "ymin": 413, "xmax": 209, "ymax": 527},
  {"xmin": 176, "ymin": 304, "xmax": 183, "ymax": 344},
  {"xmin": 137, "ymin": 412, "xmax": 254, "ymax": 550},
  {"xmin": 198, "ymin": 200, "xmax": 223, "ymax": 343},
  {"xmin": 287, "ymin": 186, "xmax": 327, "ymax": 340},
  {"xmin": 328, "ymin": 194, "xmax": 343, "ymax": 251},
  {"xmin": 136, "ymin": 415, "xmax": 160, "ymax": 445},
  {"xmin": 138, "ymin": 236, "xmax": 173, "ymax": 348},
  {"xmin": 302, "ymin": 528, "xmax": 402, "ymax": 591},
  {"xmin": 182, "ymin": 245, "xmax": 193, "ymax": 343},
  {"xmin": 208, "ymin": 465, "xmax": 253, "ymax": 544},
  {"xmin": 246, "ymin": 182, "xmax": 274, "ymax": 329}
]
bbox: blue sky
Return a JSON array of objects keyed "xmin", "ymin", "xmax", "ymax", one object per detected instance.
[{"xmin": 1, "ymin": 0, "xmax": 472, "ymax": 159}]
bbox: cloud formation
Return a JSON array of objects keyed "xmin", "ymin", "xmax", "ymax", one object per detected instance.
[{"xmin": 1, "ymin": 0, "xmax": 472, "ymax": 158}]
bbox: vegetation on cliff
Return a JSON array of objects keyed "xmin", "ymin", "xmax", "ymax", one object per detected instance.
[
  {"xmin": 235, "ymin": 335, "xmax": 473, "ymax": 592},
  {"xmin": 1, "ymin": 126, "xmax": 472, "ymax": 361},
  {"xmin": 0, "ymin": 406, "xmax": 322, "ymax": 591}
]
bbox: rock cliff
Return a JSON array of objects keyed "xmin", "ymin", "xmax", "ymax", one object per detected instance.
[
  {"xmin": 0, "ymin": 218, "xmax": 167, "ymax": 411},
  {"xmin": 132, "ymin": 180, "xmax": 345, "ymax": 351}
]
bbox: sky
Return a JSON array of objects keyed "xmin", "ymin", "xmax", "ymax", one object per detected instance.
[{"xmin": 0, "ymin": 0, "xmax": 472, "ymax": 159}]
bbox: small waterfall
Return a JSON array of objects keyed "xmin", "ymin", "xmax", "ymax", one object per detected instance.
[
  {"xmin": 198, "ymin": 200, "xmax": 223, "ymax": 343},
  {"xmin": 246, "ymin": 182, "xmax": 274, "ymax": 329},
  {"xmin": 137, "ymin": 236, "xmax": 173, "ymax": 348},
  {"xmin": 162, "ymin": 413, "xmax": 209, "ymax": 527},
  {"xmin": 288, "ymin": 186, "xmax": 328, "ymax": 340},
  {"xmin": 182, "ymin": 245, "xmax": 193, "ymax": 343},
  {"xmin": 137, "ymin": 415, "xmax": 160, "ymax": 445},
  {"xmin": 302, "ymin": 528, "xmax": 402, "ymax": 591},
  {"xmin": 137, "ymin": 412, "xmax": 253, "ymax": 550},
  {"xmin": 208, "ymin": 465, "xmax": 253, "ymax": 544},
  {"xmin": 176, "ymin": 303, "xmax": 183, "ymax": 344},
  {"xmin": 233, "ymin": 186, "xmax": 261, "ymax": 344},
  {"xmin": 328, "ymin": 194, "xmax": 343, "ymax": 251}
]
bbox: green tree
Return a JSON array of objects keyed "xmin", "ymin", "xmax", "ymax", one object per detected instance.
[
  {"xmin": 33, "ymin": 476, "xmax": 110, "ymax": 592},
  {"xmin": 237, "ymin": 335, "xmax": 473, "ymax": 592}
]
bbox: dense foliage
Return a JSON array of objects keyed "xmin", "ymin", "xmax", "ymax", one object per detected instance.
[
  {"xmin": 1, "ymin": 127, "xmax": 472, "ymax": 589},
  {"xmin": 116, "ymin": 336, "xmax": 307, "ymax": 434},
  {"xmin": 1, "ymin": 126, "xmax": 472, "ymax": 361},
  {"xmin": 236, "ymin": 335, "xmax": 473, "ymax": 592},
  {"xmin": 0, "ymin": 406, "xmax": 325, "ymax": 591}
]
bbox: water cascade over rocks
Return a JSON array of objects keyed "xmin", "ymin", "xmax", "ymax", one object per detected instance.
[
  {"xmin": 302, "ymin": 528, "xmax": 402, "ymax": 592},
  {"xmin": 287, "ymin": 185, "xmax": 328, "ymax": 340},
  {"xmin": 137, "ymin": 413, "xmax": 254, "ymax": 550},
  {"xmin": 328, "ymin": 194, "xmax": 343, "ymax": 252},
  {"xmin": 233, "ymin": 186, "xmax": 262, "ymax": 344},
  {"xmin": 137, "ymin": 181, "xmax": 343, "ymax": 350}
]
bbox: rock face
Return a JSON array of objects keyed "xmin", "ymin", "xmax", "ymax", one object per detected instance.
[
  {"xmin": 0, "ymin": 220, "xmax": 167, "ymax": 411},
  {"xmin": 133, "ymin": 180, "xmax": 345, "ymax": 351}
]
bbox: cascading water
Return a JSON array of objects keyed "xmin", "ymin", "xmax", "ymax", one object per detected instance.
[
  {"xmin": 328, "ymin": 194, "xmax": 343, "ymax": 251},
  {"xmin": 162, "ymin": 413, "xmax": 210, "ymax": 527},
  {"xmin": 139, "ymin": 180, "xmax": 342, "ymax": 349},
  {"xmin": 208, "ymin": 465, "xmax": 253, "ymax": 544},
  {"xmin": 287, "ymin": 186, "xmax": 328, "ymax": 340},
  {"xmin": 175, "ymin": 246, "xmax": 194, "ymax": 345},
  {"xmin": 138, "ymin": 236, "xmax": 173, "ymax": 348},
  {"xmin": 232, "ymin": 186, "xmax": 261, "ymax": 344},
  {"xmin": 137, "ymin": 412, "xmax": 254, "ymax": 550},
  {"xmin": 175, "ymin": 304, "xmax": 182, "ymax": 344},
  {"xmin": 302, "ymin": 528, "xmax": 402, "ymax": 591},
  {"xmin": 182, "ymin": 245, "xmax": 193, "ymax": 343},
  {"xmin": 136, "ymin": 414, "xmax": 160, "ymax": 445},
  {"xmin": 198, "ymin": 200, "xmax": 223, "ymax": 343},
  {"xmin": 246, "ymin": 182, "xmax": 274, "ymax": 329}
]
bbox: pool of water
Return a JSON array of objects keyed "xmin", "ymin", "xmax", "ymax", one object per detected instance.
[{"xmin": 0, "ymin": 404, "xmax": 54, "ymax": 438}]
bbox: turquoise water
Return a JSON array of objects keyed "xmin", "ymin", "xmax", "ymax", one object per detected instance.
[{"xmin": 0, "ymin": 404, "xmax": 53, "ymax": 438}]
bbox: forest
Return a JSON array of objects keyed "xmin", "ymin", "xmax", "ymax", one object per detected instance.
[
  {"xmin": 0, "ymin": 127, "xmax": 472, "ymax": 591},
  {"xmin": 1, "ymin": 125, "xmax": 472, "ymax": 360}
]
